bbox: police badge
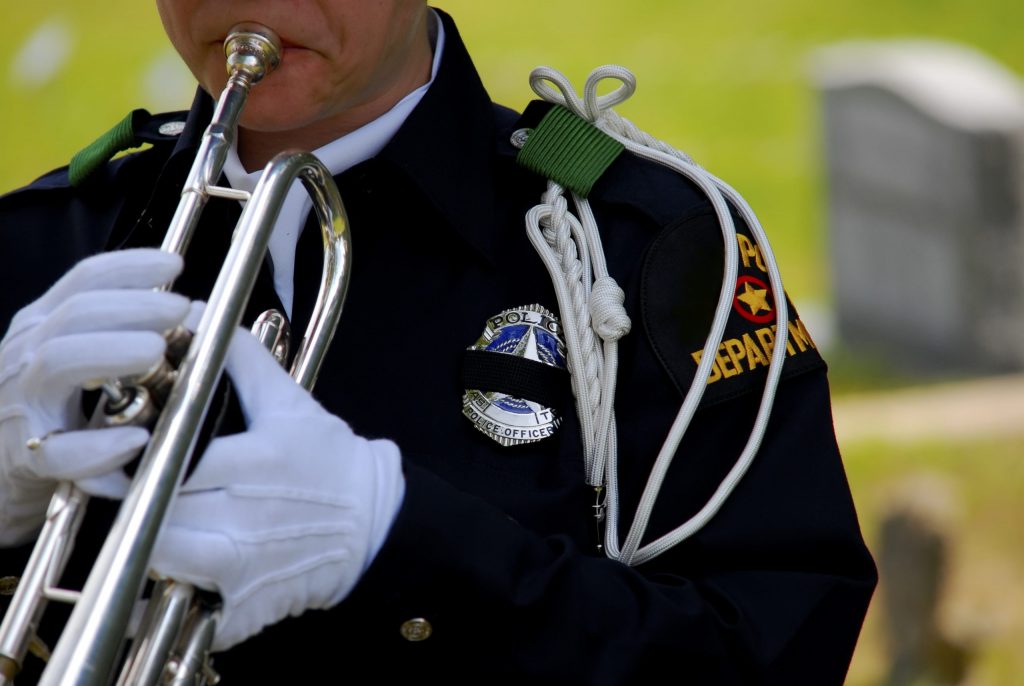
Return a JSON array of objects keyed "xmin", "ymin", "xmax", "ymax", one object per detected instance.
[{"xmin": 462, "ymin": 304, "xmax": 569, "ymax": 446}]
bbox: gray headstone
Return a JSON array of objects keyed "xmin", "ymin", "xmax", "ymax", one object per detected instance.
[
  {"xmin": 878, "ymin": 474, "xmax": 970, "ymax": 686},
  {"xmin": 814, "ymin": 41, "xmax": 1024, "ymax": 371}
]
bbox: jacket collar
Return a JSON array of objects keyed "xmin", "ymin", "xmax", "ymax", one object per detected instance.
[
  {"xmin": 171, "ymin": 89, "xmax": 214, "ymax": 161},
  {"xmin": 372, "ymin": 9, "xmax": 509, "ymax": 264}
]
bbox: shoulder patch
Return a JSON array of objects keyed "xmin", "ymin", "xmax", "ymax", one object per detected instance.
[{"xmin": 641, "ymin": 209, "xmax": 825, "ymax": 407}]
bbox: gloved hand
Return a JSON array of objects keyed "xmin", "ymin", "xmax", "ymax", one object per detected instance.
[
  {"xmin": 0, "ymin": 249, "xmax": 188, "ymax": 546},
  {"xmin": 149, "ymin": 313, "xmax": 405, "ymax": 651}
]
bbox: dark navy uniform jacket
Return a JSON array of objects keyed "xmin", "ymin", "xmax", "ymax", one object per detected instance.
[{"xmin": 1, "ymin": 11, "xmax": 875, "ymax": 685}]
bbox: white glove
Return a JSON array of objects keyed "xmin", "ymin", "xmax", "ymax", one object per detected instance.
[
  {"xmin": 0, "ymin": 249, "xmax": 188, "ymax": 545},
  {"xmin": 149, "ymin": 314, "xmax": 405, "ymax": 651}
]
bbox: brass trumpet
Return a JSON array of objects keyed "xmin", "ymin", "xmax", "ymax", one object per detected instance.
[{"xmin": 0, "ymin": 23, "xmax": 351, "ymax": 685}]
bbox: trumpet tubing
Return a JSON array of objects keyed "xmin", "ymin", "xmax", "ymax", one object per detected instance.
[{"xmin": 0, "ymin": 23, "xmax": 352, "ymax": 686}]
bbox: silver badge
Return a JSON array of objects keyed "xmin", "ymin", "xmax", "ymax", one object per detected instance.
[{"xmin": 462, "ymin": 304, "xmax": 567, "ymax": 446}]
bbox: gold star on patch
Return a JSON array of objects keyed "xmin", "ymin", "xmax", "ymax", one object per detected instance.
[{"xmin": 737, "ymin": 282, "xmax": 772, "ymax": 316}]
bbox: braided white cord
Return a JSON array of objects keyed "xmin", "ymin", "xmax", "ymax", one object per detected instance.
[
  {"xmin": 572, "ymin": 195, "xmax": 628, "ymax": 491},
  {"xmin": 525, "ymin": 181, "xmax": 625, "ymax": 485},
  {"xmin": 527, "ymin": 66, "xmax": 789, "ymax": 566}
]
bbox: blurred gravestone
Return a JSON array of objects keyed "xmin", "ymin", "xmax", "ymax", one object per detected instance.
[
  {"xmin": 879, "ymin": 473, "xmax": 970, "ymax": 686},
  {"xmin": 814, "ymin": 42, "xmax": 1024, "ymax": 372}
]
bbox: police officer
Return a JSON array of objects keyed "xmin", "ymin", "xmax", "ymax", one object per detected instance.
[{"xmin": 0, "ymin": 2, "xmax": 876, "ymax": 683}]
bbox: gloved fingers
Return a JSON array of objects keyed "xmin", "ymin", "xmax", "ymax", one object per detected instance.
[
  {"xmin": 31, "ymin": 331, "xmax": 167, "ymax": 401},
  {"xmin": 30, "ymin": 249, "xmax": 184, "ymax": 316},
  {"xmin": 156, "ymin": 500, "xmax": 357, "ymax": 653},
  {"xmin": 211, "ymin": 543, "xmax": 358, "ymax": 652},
  {"xmin": 211, "ymin": 615, "xmax": 250, "ymax": 654},
  {"xmin": 183, "ymin": 300, "xmax": 205, "ymax": 332},
  {"xmin": 75, "ymin": 470, "xmax": 133, "ymax": 500},
  {"xmin": 149, "ymin": 523, "xmax": 235, "ymax": 597},
  {"xmin": 179, "ymin": 432, "xmax": 274, "ymax": 492},
  {"xmin": 223, "ymin": 324, "xmax": 312, "ymax": 422},
  {"xmin": 181, "ymin": 415, "xmax": 362, "ymax": 500},
  {"xmin": 171, "ymin": 486, "xmax": 356, "ymax": 542},
  {"xmin": 183, "ymin": 301, "xmax": 307, "ymax": 423},
  {"xmin": 41, "ymin": 290, "xmax": 190, "ymax": 340},
  {"xmin": 29, "ymin": 425, "xmax": 149, "ymax": 482}
]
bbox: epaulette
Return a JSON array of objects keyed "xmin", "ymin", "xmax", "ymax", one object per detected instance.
[
  {"xmin": 68, "ymin": 109, "xmax": 190, "ymax": 187},
  {"xmin": 514, "ymin": 100, "xmax": 624, "ymax": 198}
]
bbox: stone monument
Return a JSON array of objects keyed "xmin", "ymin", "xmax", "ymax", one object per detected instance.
[{"xmin": 814, "ymin": 41, "xmax": 1024, "ymax": 371}]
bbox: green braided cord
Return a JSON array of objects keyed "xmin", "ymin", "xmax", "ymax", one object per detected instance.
[
  {"xmin": 68, "ymin": 112, "xmax": 139, "ymax": 187},
  {"xmin": 516, "ymin": 105, "xmax": 625, "ymax": 198}
]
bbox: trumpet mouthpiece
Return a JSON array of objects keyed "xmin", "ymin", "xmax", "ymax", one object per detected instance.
[{"xmin": 224, "ymin": 23, "xmax": 282, "ymax": 83}]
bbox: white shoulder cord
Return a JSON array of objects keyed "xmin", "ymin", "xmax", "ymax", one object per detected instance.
[{"xmin": 524, "ymin": 66, "xmax": 790, "ymax": 566}]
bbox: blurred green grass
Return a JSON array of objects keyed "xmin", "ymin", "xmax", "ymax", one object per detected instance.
[
  {"xmin": 3, "ymin": 1, "xmax": 1024, "ymax": 303},
  {"xmin": 843, "ymin": 435, "xmax": 1024, "ymax": 685}
]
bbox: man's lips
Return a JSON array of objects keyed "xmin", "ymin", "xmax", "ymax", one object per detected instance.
[{"xmin": 213, "ymin": 28, "xmax": 308, "ymax": 51}]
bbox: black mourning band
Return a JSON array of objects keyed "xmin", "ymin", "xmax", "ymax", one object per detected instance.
[{"xmin": 461, "ymin": 349, "xmax": 569, "ymax": 409}]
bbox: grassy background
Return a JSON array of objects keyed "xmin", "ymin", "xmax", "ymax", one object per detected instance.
[
  {"xmin": 841, "ymin": 433, "xmax": 1024, "ymax": 685},
  {"xmin": 3, "ymin": 1, "xmax": 1024, "ymax": 302},
  {"xmin": 3, "ymin": 2, "xmax": 1024, "ymax": 683}
]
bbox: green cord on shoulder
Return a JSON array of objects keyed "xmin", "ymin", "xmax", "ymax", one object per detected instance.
[
  {"xmin": 516, "ymin": 105, "xmax": 624, "ymax": 198},
  {"xmin": 68, "ymin": 110, "xmax": 145, "ymax": 187}
]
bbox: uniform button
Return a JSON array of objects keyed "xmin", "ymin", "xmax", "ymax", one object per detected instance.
[
  {"xmin": 158, "ymin": 121, "xmax": 186, "ymax": 137},
  {"xmin": 510, "ymin": 128, "xmax": 531, "ymax": 149},
  {"xmin": 399, "ymin": 617, "xmax": 432, "ymax": 642},
  {"xmin": 0, "ymin": 576, "xmax": 18, "ymax": 595}
]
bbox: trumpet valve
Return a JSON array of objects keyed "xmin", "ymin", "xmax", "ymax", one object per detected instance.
[{"xmin": 251, "ymin": 309, "xmax": 292, "ymax": 366}]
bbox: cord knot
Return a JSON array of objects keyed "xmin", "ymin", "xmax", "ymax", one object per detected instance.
[{"xmin": 590, "ymin": 277, "xmax": 631, "ymax": 341}]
